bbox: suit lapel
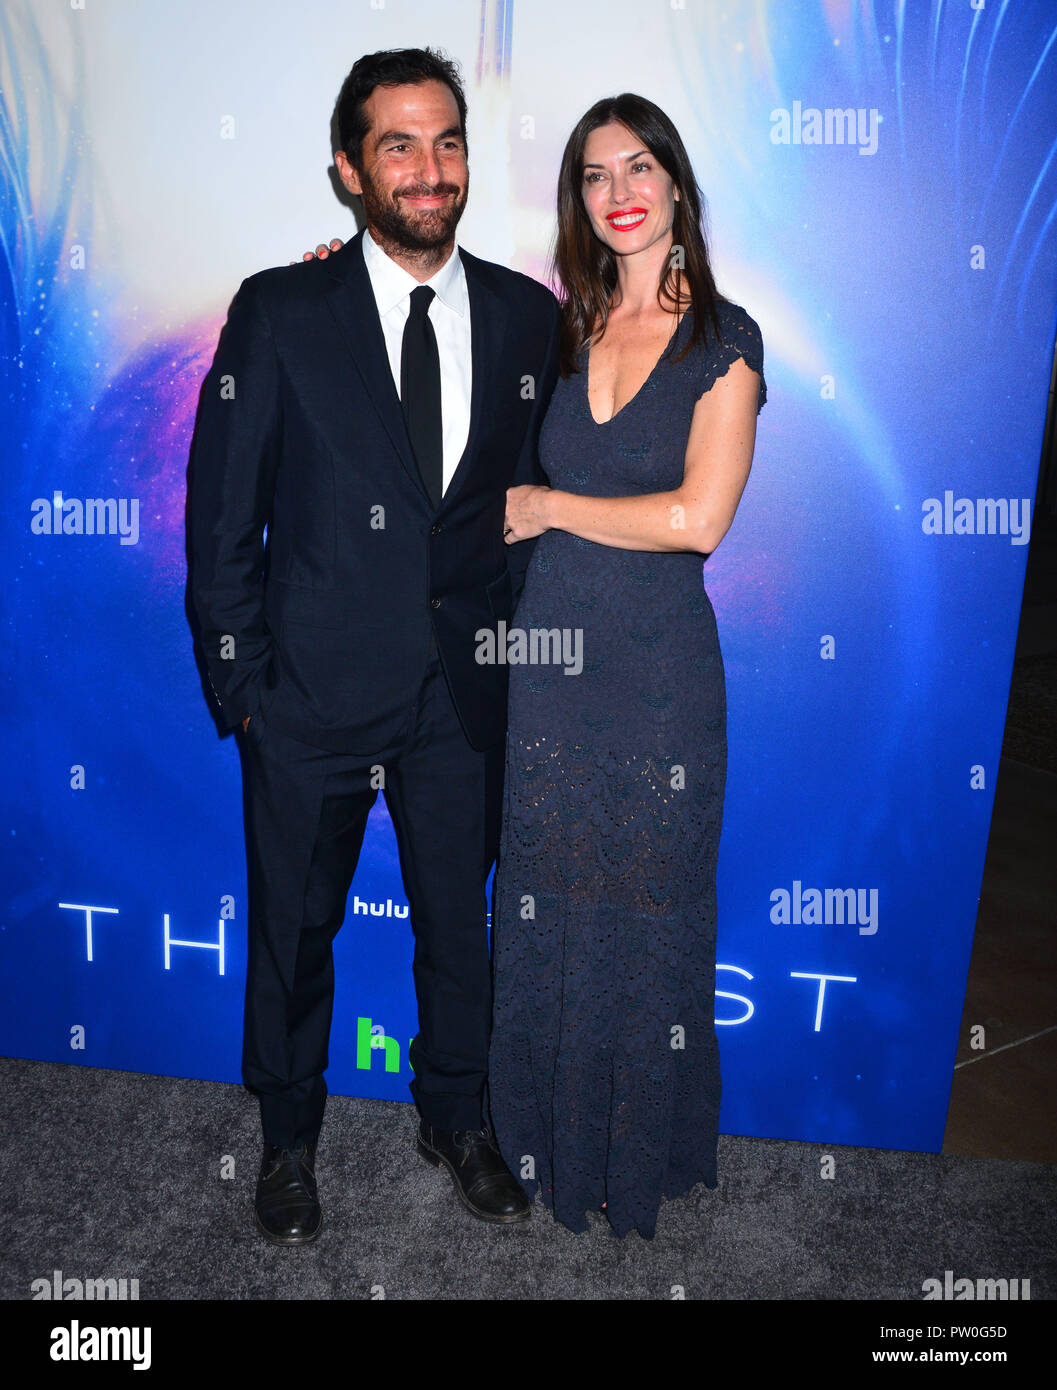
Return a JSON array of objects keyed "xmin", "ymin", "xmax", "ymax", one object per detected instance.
[
  {"xmin": 323, "ymin": 233, "xmax": 509, "ymax": 511},
  {"xmin": 443, "ymin": 249, "xmax": 508, "ymax": 509},
  {"xmin": 324, "ymin": 231, "xmax": 427, "ymax": 502}
]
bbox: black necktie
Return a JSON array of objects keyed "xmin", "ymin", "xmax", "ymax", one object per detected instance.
[{"xmin": 400, "ymin": 285, "xmax": 443, "ymax": 509}]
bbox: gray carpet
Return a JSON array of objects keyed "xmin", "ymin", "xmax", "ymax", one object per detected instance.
[{"xmin": 2, "ymin": 1057, "xmax": 1053, "ymax": 1300}]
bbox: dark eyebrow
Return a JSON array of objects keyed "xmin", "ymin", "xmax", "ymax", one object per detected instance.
[
  {"xmin": 374, "ymin": 127, "xmax": 465, "ymax": 148},
  {"xmin": 582, "ymin": 149, "xmax": 649, "ymax": 169}
]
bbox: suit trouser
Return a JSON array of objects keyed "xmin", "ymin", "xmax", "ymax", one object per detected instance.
[{"xmin": 240, "ymin": 653, "xmax": 503, "ymax": 1148}]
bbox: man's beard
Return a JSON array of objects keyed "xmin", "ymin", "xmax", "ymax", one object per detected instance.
[{"xmin": 358, "ymin": 169, "xmax": 468, "ymax": 252}]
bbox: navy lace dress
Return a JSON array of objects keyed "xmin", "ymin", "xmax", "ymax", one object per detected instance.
[{"xmin": 488, "ymin": 300, "xmax": 766, "ymax": 1239}]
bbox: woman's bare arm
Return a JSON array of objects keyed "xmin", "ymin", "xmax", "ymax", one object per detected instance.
[{"xmin": 504, "ymin": 355, "xmax": 760, "ymax": 555}]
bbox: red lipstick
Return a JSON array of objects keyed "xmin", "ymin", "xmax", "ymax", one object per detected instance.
[{"xmin": 605, "ymin": 207, "xmax": 648, "ymax": 230}]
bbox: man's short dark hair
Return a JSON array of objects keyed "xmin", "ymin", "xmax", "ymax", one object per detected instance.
[{"xmin": 335, "ymin": 48, "xmax": 468, "ymax": 170}]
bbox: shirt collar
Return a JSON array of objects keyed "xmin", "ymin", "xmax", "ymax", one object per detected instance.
[{"xmin": 362, "ymin": 225, "xmax": 467, "ymax": 317}]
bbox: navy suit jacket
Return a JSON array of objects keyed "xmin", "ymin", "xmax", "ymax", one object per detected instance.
[{"xmin": 190, "ymin": 230, "xmax": 560, "ymax": 753}]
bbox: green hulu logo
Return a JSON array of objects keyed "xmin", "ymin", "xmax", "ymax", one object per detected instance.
[{"xmin": 355, "ymin": 1017, "xmax": 415, "ymax": 1074}]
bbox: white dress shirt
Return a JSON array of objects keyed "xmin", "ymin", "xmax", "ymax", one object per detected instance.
[{"xmin": 361, "ymin": 226, "xmax": 472, "ymax": 498}]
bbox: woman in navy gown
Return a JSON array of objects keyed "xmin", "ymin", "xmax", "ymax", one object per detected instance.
[{"xmin": 492, "ymin": 93, "xmax": 766, "ymax": 1239}]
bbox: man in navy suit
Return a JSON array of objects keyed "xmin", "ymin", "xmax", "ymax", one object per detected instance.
[{"xmin": 190, "ymin": 48, "xmax": 559, "ymax": 1243}]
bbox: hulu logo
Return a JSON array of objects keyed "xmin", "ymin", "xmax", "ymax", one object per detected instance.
[{"xmin": 356, "ymin": 1017, "xmax": 415, "ymax": 1074}]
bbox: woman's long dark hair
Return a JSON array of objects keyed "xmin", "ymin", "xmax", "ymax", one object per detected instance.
[{"xmin": 553, "ymin": 93, "xmax": 723, "ymax": 377}]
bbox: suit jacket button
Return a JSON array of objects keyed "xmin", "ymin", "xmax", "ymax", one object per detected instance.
[
  {"xmin": 430, "ymin": 597, "xmax": 441, "ymax": 609},
  {"xmin": 430, "ymin": 523, "xmax": 442, "ymax": 535}
]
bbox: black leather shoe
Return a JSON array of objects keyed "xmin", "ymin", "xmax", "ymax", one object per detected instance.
[
  {"xmin": 417, "ymin": 1123, "xmax": 531, "ymax": 1223},
  {"xmin": 253, "ymin": 1142, "xmax": 322, "ymax": 1245}
]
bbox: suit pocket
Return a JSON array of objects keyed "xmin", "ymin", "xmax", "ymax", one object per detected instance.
[{"xmin": 485, "ymin": 570, "xmax": 513, "ymax": 621}]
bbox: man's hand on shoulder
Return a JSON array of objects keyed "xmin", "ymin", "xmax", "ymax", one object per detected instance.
[{"xmin": 290, "ymin": 238, "xmax": 344, "ymax": 265}]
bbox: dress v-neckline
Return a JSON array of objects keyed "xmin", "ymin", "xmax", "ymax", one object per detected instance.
[{"xmin": 585, "ymin": 308, "xmax": 690, "ymax": 427}]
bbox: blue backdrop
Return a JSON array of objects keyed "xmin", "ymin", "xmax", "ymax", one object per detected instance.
[{"xmin": 2, "ymin": 0, "xmax": 1054, "ymax": 1154}]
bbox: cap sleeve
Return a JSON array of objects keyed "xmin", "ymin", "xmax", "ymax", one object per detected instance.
[{"xmin": 697, "ymin": 301, "xmax": 767, "ymax": 414}]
